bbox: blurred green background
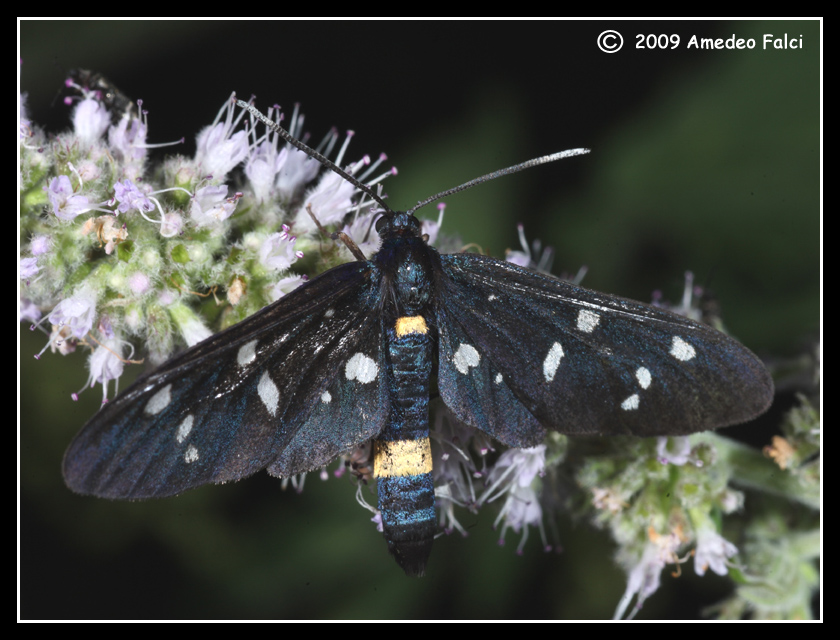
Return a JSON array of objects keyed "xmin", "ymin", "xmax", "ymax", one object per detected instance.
[{"xmin": 19, "ymin": 20, "xmax": 819, "ymax": 619}]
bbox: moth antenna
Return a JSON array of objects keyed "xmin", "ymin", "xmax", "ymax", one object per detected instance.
[
  {"xmin": 406, "ymin": 148, "xmax": 591, "ymax": 216},
  {"xmin": 236, "ymin": 98, "xmax": 395, "ymax": 218}
]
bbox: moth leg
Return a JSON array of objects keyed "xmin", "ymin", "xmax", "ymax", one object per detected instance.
[{"xmin": 305, "ymin": 203, "xmax": 367, "ymax": 261}]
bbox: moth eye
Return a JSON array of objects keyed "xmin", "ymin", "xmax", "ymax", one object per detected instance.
[{"xmin": 375, "ymin": 215, "xmax": 387, "ymax": 233}]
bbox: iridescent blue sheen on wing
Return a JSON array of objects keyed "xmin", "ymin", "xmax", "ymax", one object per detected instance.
[
  {"xmin": 63, "ymin": 261, "xmax": 386, "ymax": 499},
  {"xmin": 436, "ymin": 254, "xmax": 773, "ymax": 438}
]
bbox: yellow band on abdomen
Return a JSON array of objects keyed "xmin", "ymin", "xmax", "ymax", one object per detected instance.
[
  {"xmin": 395, "ymin": 315, "xmax": 428, "ymax": 337},
  {"xmin": 373, "ymin": 438, "xmax": 433, "ymax": 477}
]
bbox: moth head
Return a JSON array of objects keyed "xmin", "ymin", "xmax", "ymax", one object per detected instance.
[{"xmin": 375, "ymin": 211, "xmax": 421, "ymax": 241}]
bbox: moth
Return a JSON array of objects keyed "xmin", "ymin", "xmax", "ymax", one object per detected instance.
[{"xmin": 63, "ymin": 100, "xmax": 774, "ymax": 576}]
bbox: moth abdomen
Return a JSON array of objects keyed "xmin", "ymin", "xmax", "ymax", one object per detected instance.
[{"xmin": 376, "ymin": 314, "xmax": 436, "ymax": 576}]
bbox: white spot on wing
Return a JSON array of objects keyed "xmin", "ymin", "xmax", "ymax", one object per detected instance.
[
  {"xmin": 670, "ymin": 336, "xmax": 696, "ymax": 361},
  {"xmin": 453, "ymin": 343, "xmax": 480, "ymax": 374},
  {"xmin": 636, "ymin": 367, "xmax": 652, "ymax": 389},
  {"xmin": 488, "ymin": 294, "xmax": 497, "ymax": 301},
  {"xmin": 184, "ymin": 445, "xmax": 199, "ymax": 463},
  {"xmin": 145, "ymin": 384, "xmax": 172, "ymax": 415},
  {"xmin": 324, "ymin": 308, "xmax": 334, "ymax": 318},
  {"xmin": 176, "ymin": 415, "xmax": 194, "ymax": 443},
  {"xmin": 321, "ymin": 391, "xmax": 332, "ymax": 404},
  {"xmin": 621, "ymin": 394, "xmax": 640, "ymax": 411},
  {"xmin": 345, "ymin": 353, "xmax": 378, "ymax": 384},
  {"xmin": 576, "ymin": 309, "xmax": 600, "ymax": 333},
  {"xmin": 495, "ymin": 372, "xmax": 503, "ymax": 384},
  {"xmin": 258, "ymin": 371, "xmax": 280, "ymax": 416},
  {"xmin": 237, "ymin": 339, "xmax": 258, "ymax": 366},
  {"xmin": 543, "ymin": 342, "xmax": 564, "ymax": 382}
]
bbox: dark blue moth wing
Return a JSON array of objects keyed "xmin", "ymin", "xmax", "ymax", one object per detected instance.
[
  {"xmin": 435, "ymin": 253, "xmax": 773, "ymax": 441},
  {"xmin": 63, "ymin": 261, "xmax": 387, "ymax": 499}
]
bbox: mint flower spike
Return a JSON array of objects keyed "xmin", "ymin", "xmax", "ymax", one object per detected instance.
[
  {"xmin": 23, "ymin": 87, "xmax": 398, "ymax": 433},
  {"xmin": 19, "ymin": 87, "xmax": 400, "ymax": 380}
]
